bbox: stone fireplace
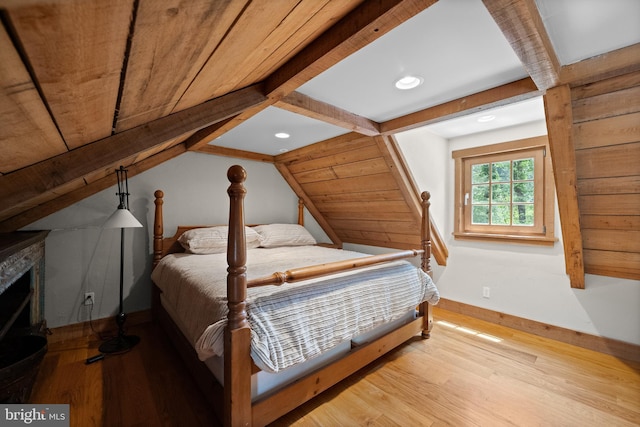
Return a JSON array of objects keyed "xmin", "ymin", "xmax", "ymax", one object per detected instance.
[{"xmin": 0, "ymin": 231, "xmax": 48, "ymax": 403}]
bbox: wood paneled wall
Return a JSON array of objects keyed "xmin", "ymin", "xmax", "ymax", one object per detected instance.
[
  {"xmin": 275, "ymin": 133, "xmax": 447, "ymax": 265},
  {"xmin": 572, "ymin": 71, "xmax": 640, "ymax": 280}
]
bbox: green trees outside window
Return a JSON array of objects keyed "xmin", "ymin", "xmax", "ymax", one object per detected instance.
[
  {"xmin": 471, "ymin": 158, "xmax": 534, "ymax": 226},
  {"xmin": 452, "ymin": 135, "xmax": 556, "ymax": 245}
]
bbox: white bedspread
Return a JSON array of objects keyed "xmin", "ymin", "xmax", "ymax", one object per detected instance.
[{"xmin": 151, "ymin": 246, "xmax": 439, "ymax": 373}]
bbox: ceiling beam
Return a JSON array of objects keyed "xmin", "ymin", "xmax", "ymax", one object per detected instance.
[
  {"xmin": 561, "ymin": 42, "xmax": 640, "ymax": 88},
  {"xmin": 482, "ymin": 0, "xmax": 561, "ymax": 91},
  {"xmin": 195, "ymin": 145, "xmax": 275, "ymax": 164},
  {"xmin": 544, "ymin": 85, "xmax": 585, "ymax": 289},
  {"xmin": 187, "ymin": 0, "xmax": 438, "ymax": 151},
  {"xmin": 380, "ymin": 77, "xmax": 540, "ymax": 134},
  {"xmin": 275, "ymin": 92, "xmax": 381, "ymax": 136},
  {"xmin": 377, "ymin": 135, "xmax": 447, "ymax": 266},
  {"xmin": 0, "ymin": 143, "xmax": 187, "ymax": 232},
  {"xmin": 0, "ymin": 84, "xmax": 267, "ymax": 215},
  {"xmin": 388, "ymin": 134, "xmax": 447, "ymax": 262},
  {"xmin": 183, "ymin": 118, "xmax": 235, "ymax": 151},
  {"xmin": 264, "ymin": 0, "xmax": 438, "ymax": 99}
]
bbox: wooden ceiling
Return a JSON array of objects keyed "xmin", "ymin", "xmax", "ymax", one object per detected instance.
[
  {"xmin": 1, "ymin": 0, "xmax": 638, "ymax": 290},
  {"xmin": 0, "ymin": 0, "xmax": 444, "ymax": 230},
  {"xmin": 275, "ymin": 132, "xmax": 449, "ymax": 265},
  {"xmin": 0, "ymin": 0, "xmax": 541, "ymax": 232}
]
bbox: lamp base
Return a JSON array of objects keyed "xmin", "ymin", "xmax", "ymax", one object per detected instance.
[{"xmin": 98, "ymin": 334, "xmax": 140, "ymax": 354}]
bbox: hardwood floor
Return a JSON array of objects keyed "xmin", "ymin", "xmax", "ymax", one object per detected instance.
[
  {"xmin": 30, "ymin": 308, "xmax": 640, "ymax": 426},
  {"xmin": 30, "ymin": 319, "xmax": 217, "ymax": 426}
]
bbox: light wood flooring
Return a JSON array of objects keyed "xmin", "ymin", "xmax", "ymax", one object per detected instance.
[{"xmin": 30, "ymin": 308, "xmax": 640, "ymax": 426}]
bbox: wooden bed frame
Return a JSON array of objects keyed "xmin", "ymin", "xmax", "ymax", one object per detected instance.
[{"xmin": 152, "ymin": 165, "xmax": 434, "ymax": 427}]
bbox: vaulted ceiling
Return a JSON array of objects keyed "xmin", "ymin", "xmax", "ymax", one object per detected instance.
[{"xmin": 1, "ymin": 0, "xmax": 639, "ymax": 240}]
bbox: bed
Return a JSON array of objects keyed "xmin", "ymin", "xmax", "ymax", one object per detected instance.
[{"xmin": 151, "ymin": 165, "xmax": 439, "ymax": 426}]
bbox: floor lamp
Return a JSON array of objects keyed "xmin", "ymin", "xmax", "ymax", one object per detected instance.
[{"xmin": 100, "ymin": 165, "xmax": 143, "ymax": 354}]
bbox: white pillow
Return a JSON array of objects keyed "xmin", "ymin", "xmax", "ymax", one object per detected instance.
[
  {"xmin": 253, "ymin": 224, "xmax": 317, "ymax": 248},
  {"xmin": 178, "ymin": 226, "xmax": 261, "ymax": 254}
]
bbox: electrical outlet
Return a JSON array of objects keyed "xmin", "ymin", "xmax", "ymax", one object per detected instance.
[
  {"xmin": 482, "ymin": 287, "xmax": 490, "ymax": 298},
  {"xmin": 84, "ymin": 292, "xmax": 95, "ymax": 306}
]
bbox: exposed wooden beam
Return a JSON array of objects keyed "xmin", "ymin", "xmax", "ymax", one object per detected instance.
[
  {"xmin": 275, "ymin": 91, "xmax": 381, "ymax": 136},
  {"xmin": 375, "ymin": 134, "xmax": 424, "ymax": 223},
  {"xmin": 0, "ymin": 84, "xmax": 267, "ymax": 213},
  {"xmin": 561, "ymin": 42, "xmax": 640, "ymax": 88},
  {"xmin": 543, "ymin": 85, "xmax": 585, "ymax": 289},
  {"xmin": 0, "ymin": 144, "xmax": 186, "ymax": 232},
  {"xmin": 376, "ymin": 135, "xmax": 447, "ymax": 266},
  {"xmin": 187, "ymin": 0, "xmax": 438, "ymax": 151},
  {"xmin": 265, "ymin": 0, "xmax": 438, "ymax": 98},
  {"xmin": 384, "ymin": 136, "xmax": 449, "ymax": 266},
  {"xmin": 381, "ymin": 78, "xmax": 539, "ymax": 134},
  {"xmin": 183, "ymin": 118, "xmax": 234, "ymax": 151},
  {"xmin": 482, "ymin": 0, "xmax": 561, "ymax": 91},
  {"xmin": 185, "ymin": 104, "xmax": 272, "ymax": 152},
  {"xmin": 195, "ymin": 145, "xmax": 275, "ymax": 164}
]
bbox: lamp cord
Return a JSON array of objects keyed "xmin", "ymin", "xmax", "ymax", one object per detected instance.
[{"xmin": 87, "ymin": 298, "xmax": 117, "ymax": 341}]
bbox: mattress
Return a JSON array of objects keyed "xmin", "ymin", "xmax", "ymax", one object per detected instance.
[{"xmin": 151, "ymin": 245, "xmax": 439, "ymax": 373}]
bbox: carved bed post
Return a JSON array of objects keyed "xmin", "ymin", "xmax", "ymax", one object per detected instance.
[
  {"xmin": 153, "ymin": 190, "xmax": 164, "ymax": 269},
  {"xmin": 421, "ymin": 191, "xmax": 432, "ymax": 277},
  {"xmin": 420, "ymin": 191, "xmax": 433, "ymax": 338},
  {"xmin": 298, "ymin": 198, "xmax": 304, "ymax": 226},
  {"xmin": 225, "ymin": 165, "xmax": 252, "ymax": 427}
]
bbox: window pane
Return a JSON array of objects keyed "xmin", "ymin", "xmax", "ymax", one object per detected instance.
[
  {"xmin": 491, "ymin": 183, "xmax": 510, "ymax": 203},
  {"xmin": 513, "ymin": 182, "xmax": 534, "ymax": 203},
  {"xmin": 472, "ymin": 185, "xmax": 489, "ymax": 203},
  {"xmin": 454, "ymin": 140, "xmax": 553, "ymax": 241},
  {"xmin": 491, "ymin": 205, "xmax": 511, "ymax": 225},
  {"xmin": 513, "ymin": 158, "xmax": 534, "ymax": 180},
  {"xmin": 472, "ymin": 163, "xmax": 490, "ymax": 184},
  {"xmin": 472, "ymin": 205, "xmax": 489, "ymax": 224},
  {"xmin": 512, "ymin": 204, "xmax": 534, "ymax": 226},
  {"xmin": 492, "ymin": 161, "xmax": 510, "ymax": 182}
]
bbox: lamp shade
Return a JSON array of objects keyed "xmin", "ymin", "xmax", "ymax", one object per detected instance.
[{"xmin": 103, "ymin": 207, "xmax": 143, "ymax": 229}]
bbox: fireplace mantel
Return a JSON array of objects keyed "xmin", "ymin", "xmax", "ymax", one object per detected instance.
[{"xmin": 0, "ymin": 231, "xmax": 49, "ymax": 339}]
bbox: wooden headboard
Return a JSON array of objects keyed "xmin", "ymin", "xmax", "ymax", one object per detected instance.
[{"xmin": 152, "ymin": 190, "xmax": 306, "ymax": 267}]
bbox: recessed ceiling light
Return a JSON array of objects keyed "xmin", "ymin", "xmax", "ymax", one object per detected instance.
[
  {"xmin": 394, "ymin": 75, "xmax": 423, "ymax": 90},
  {"xmin": 275, "ymin": 132, "xmax": 290, "ymax": 139},
  {"xmin": 477, "ymin": 115, "xmax": 496, "ymax": 123},
  {"xmin": 279, "ymin": 148, "xmax": 289, "ymax": 153}
]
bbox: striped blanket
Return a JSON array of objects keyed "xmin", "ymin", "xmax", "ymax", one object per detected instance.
[{"xmin": 152, "ymin": 245, "xmax": 439, "ymax": 373}]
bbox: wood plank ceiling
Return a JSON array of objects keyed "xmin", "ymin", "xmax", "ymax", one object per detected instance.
[
  {"xmin": 275, "ymin": 132, "xmax": 449, "ymax": 265},
  {"xmin": 0, "ymin": 0, "xmax": 638, "ymax": 285},
  {"xmin": 0, "ymin": 0, "xmax": 437, "ymax": 229}
]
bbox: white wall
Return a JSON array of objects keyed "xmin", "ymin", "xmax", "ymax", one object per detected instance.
[
  {"xmin": 22, "ymin": 137, "xmax": 640, "ymax": 346},
  {"xmin": 395, "ymin": 121, "xmax": 640, "ymax": 345},
  {"xmin": 395, "ymin": 129, "xmax": 448, "ymax": 231},
  {"xmin": 23, "ymin": 153, "xmax": 326, "ymax": 328}
]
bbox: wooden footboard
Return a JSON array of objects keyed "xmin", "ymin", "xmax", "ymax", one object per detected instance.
[
  {"xmin": 152, "ymin": 164, "xmax": 434, "ymax": 426},
  {"xmin": 224, "ymin": 165, "xmax": 433, "ymax": 426}
]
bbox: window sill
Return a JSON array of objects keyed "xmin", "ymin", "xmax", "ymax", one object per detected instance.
[{"xmin": 453, "ymin": 232, "xmax": 557, "ymax": 246}]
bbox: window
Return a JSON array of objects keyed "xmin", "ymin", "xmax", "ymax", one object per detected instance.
[{"xmin": 452, "ymin": 136, "xmax": 556, "ymax": 245}]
